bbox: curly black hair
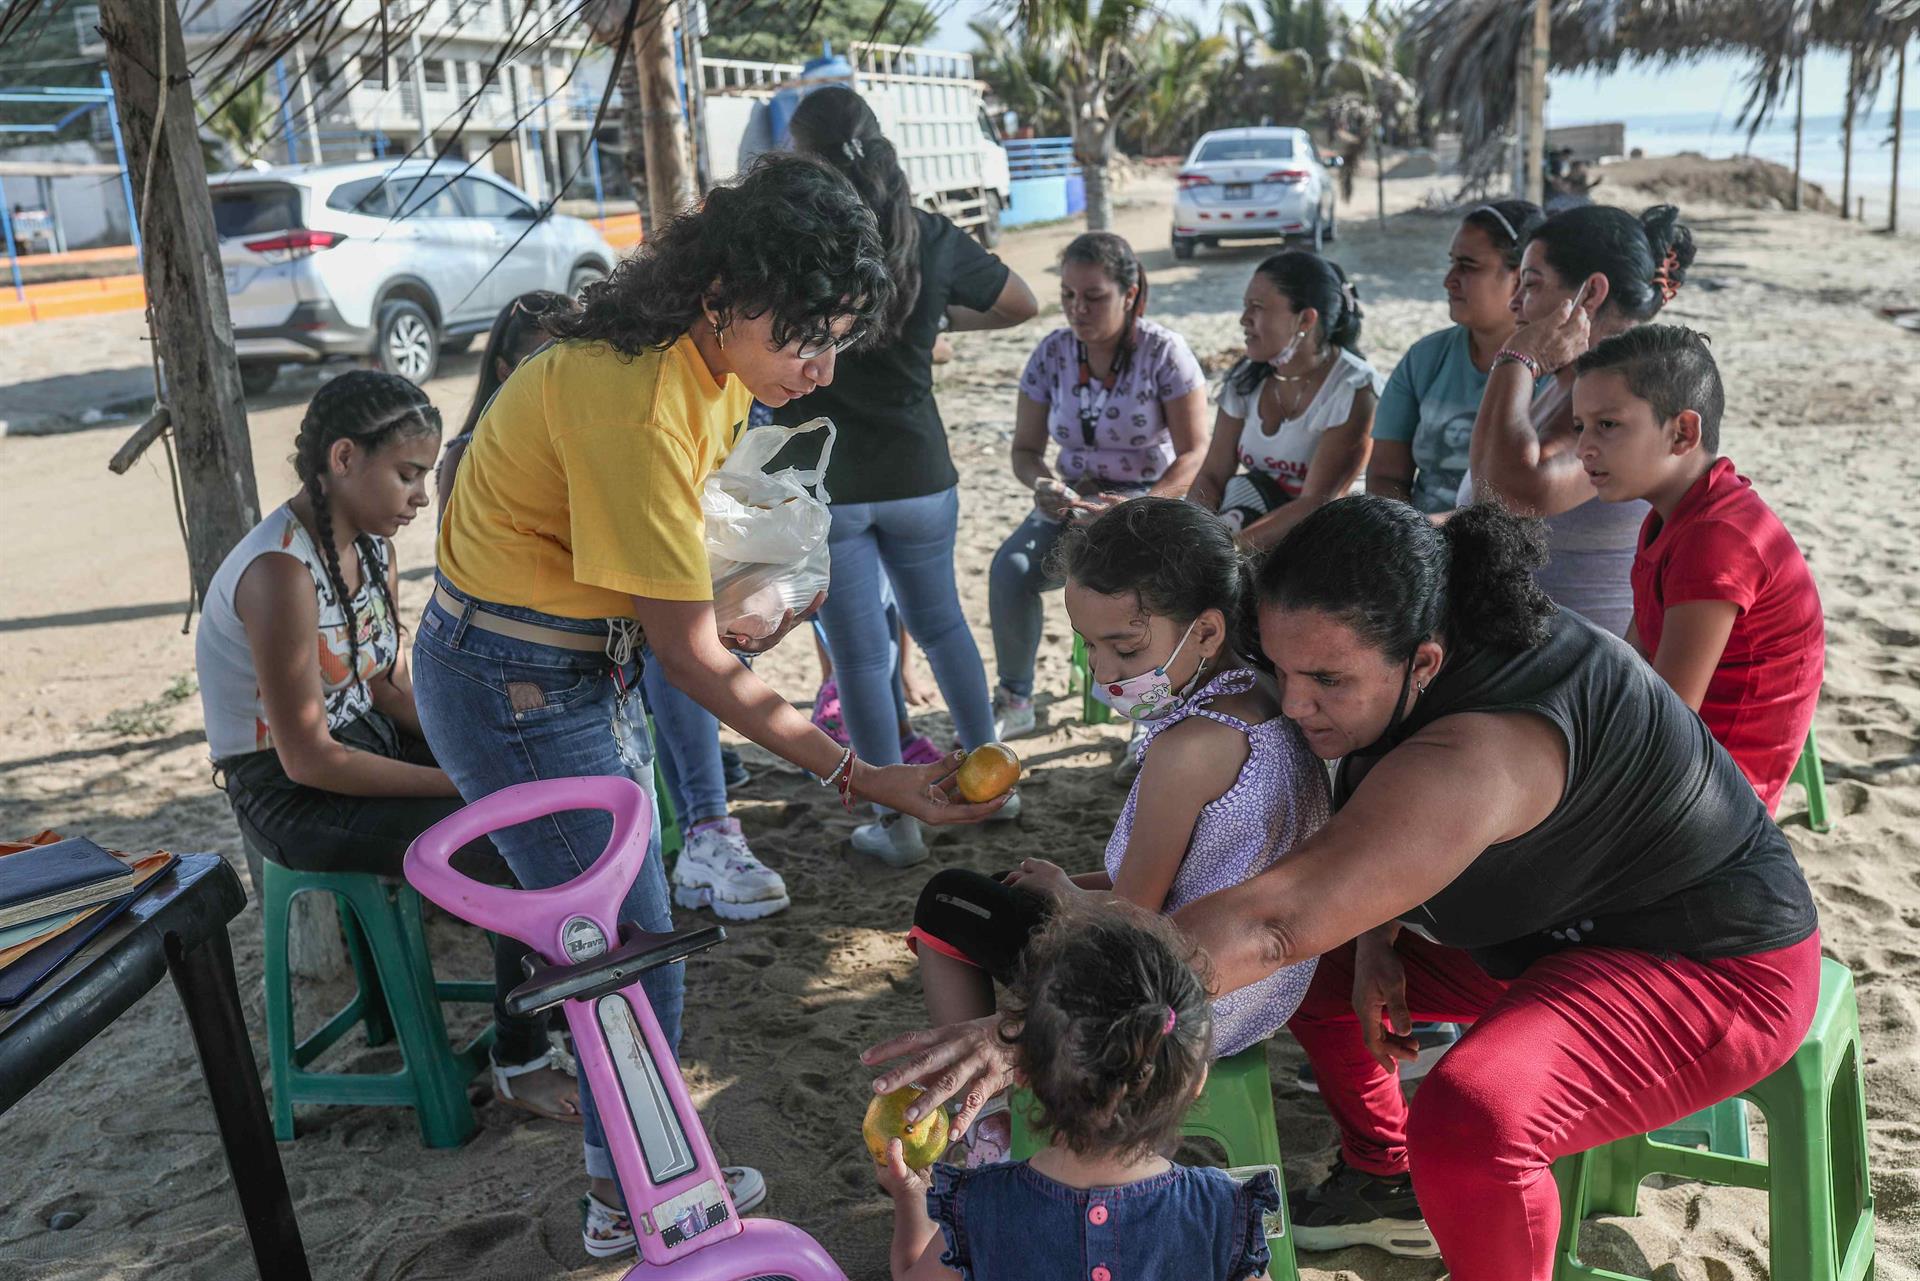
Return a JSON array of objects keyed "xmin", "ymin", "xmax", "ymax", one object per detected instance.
[
  {"xmin": 545, "ymin": 153, "xmax": 893, "ymax": 357},
  {"xmin": 1001, "ymin": 903, "xmax": 1213, "ymax": 1162}
]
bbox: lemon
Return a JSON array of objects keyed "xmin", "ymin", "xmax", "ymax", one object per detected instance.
[{"xmin": 862, "ymin": 1086, "xmax": 950, "ymax": 1170}]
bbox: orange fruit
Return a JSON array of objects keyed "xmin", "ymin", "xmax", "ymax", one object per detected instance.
[
  {"xmin": 862, "ymin": 1086, "xmax": 950, "ymax": 1170},
  {"xmin": 956, "ymin": 742, "xmax": 1021, "ymax": 803}
]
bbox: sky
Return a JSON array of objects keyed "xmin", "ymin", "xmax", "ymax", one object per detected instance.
[{"xmin": 926, "ymin": 1, "xmax": 1887, "ymax": 129}]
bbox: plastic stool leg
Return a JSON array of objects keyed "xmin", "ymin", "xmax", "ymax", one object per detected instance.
[
  {"xmin": 260, "ymin": 861, "xmax": 297, "ymax": 1142},
  {"xmin": 338, "ymin": 902, "xmax": 393, "ymax": 1047},
  {"xmin": 1073, "ymin": 635, "xmax": 1111, "ymax": 725},
  {"xmin": 1796, "ymin": 730, "xmax": 1832, "ymax": 833}
]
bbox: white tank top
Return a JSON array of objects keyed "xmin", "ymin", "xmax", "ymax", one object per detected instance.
[
  {"xmin": 1218, "ymin": 348, "xmax": 1385, "ymax": 500},
  {"xmin": 195, "ymin": 503, "xmax": 397, "ymax": 760}
]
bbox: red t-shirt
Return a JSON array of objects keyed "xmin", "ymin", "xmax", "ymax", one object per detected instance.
[{"xmin": 1631, "ymin": 457, "xmax": 1824, "ymax": 813}]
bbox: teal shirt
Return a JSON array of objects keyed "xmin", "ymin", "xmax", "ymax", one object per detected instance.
[{"xmin": 1373, "ymin": 326, "xmax": 1549, "ymax": 515}]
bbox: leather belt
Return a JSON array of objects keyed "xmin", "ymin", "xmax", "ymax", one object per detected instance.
[{"xmin": 432, "ymin": 584, "xmax": 622, "ymax": 655}]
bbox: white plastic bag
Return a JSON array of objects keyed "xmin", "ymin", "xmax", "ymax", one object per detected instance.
[{"xmin": 705, "ymin": 416, "xmax": 836, "ymax": 640}]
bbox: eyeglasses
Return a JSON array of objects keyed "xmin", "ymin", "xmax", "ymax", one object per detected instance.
[{"xmin": 793, "ymin": 326, "xmax": 865, "ymax": 360}]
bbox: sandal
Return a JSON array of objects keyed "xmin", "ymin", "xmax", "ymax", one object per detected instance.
[{"xmin": 492, "ymin": 1044, "xmax": 582, "ymax": 1124}]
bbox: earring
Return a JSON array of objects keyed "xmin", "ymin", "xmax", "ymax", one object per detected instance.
[{"xmin": 711, "ymin": 317, "xmax": 727, "ymax": 351}]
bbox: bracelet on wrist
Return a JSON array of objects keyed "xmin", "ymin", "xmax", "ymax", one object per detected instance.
[
  {"xmin": 818, "ymin": 746, "xmax": 853, "ymax": 789},
  {"xmin": 1492, "ymin": 348, "xmax": 1544, "ymax": 378},
  {"xmin": 834, "ymin": 753, "xmax": 859, "ymax": 811}
]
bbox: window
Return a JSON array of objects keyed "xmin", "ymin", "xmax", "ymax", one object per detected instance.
[
  {"xmin": 454, "ymin": 61, "xmax": 469, "ymax": 94},
  {"xmin": 211, "ymin": 184, "xmax": 303, "ymax": 238},
  {"xmin": 326, "ymin": 177, "xmax": 396, "ymax": 216},
  {"xmin": 359, "ymin": 55, "xmax": 389, "ymax": 89},
  {"xmin": 424, "ymin": 58, "xmax": 447, "ymax": 88},
  {"xmin": 457, "ymin": 176, "xmax": 533, "ymax": 219},
  {"xmin": 1195, "ymin": 136, "xmax": 1295, "ymax": 164},
  {"xmin": 389, "ymin": 175, "xmax": 464, "ymax": 218}
]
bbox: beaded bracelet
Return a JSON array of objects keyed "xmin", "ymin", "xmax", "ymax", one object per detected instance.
[{"xmin": 1492, "ymin": 348, "xmax": 1544, "ymax": 378}]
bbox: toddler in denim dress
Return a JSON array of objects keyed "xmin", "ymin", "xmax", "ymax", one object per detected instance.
[{"xmin": 875, "ymin": 907, "xmax": 1277, "ymax": 1281}]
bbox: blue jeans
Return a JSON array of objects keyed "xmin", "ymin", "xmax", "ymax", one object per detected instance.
[
  {"xmin": 817, "ymin": 487, "xmax": 995, "ymax": 767},
  {"xmin": 412, "ymin": 576, "xmax": 679, "ymax": 1182},
  {"xmin": 641, "ymin": 651, "xmax": 729, "ymax": 828},
  {"xmin": 988, "ymin": 509, "xmax": 1071, "ymax": 701}
]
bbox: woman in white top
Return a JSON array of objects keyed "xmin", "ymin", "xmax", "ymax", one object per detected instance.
[
  {"xmin": 195, "ymin": 370, "xmax": 579, "ymax": 1123},
  {"xmin": 1188, "ymin": 251, "xmax": 1382, "ymax": 552}
]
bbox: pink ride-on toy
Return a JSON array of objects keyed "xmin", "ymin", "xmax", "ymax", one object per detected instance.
[{"xmin": 405, "ymin": 775, "xmax": 847, "ymax": 1280}]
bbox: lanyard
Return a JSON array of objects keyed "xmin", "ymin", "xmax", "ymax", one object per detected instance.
[{"xmin": 1074, "ymin": 339, "xmax": 1127, "ymax": 448}]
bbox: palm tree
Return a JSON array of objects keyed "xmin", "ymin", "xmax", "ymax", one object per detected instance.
[
  {"xmin": 206, "ymin": 78, "xmax": 275, "ymax": 166},
  {"xmin": 969, "ymin": 16, "xmax": 1067, "ymax": 136},
  {"xmin": 1012, "ymin": 0, "xmax": 1157, "ymax": 229},
  {"xmin": 1131, "ymin": 17, "xmax": 1229, "ymax": 154}
]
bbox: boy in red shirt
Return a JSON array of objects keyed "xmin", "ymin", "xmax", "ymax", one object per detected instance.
[{"xmin": 1570, "ymin": 325, "xmax": 1823, "ymax": 813}]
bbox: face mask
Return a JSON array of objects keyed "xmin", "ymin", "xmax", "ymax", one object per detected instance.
[
  {"xmin": 1090, "ymin": 620, "xmax": 1202, "ymax": 722},
  {"xmin": 1273, "ymin": 325, "xmax": 1309, "ymax": 367}
]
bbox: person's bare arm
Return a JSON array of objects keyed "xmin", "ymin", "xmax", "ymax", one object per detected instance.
[
  {"xmin": 1008, "ymin": 394, "xmax": 1057, "ymax": 492},
  {"xmin": 632, "ymin": 596, "xmax": 1003, "ymax": 824},
  {"xmin": 367, "ymin": 551, "xmax": 426, "ymax": 738},
  {"xmin": 946, "ymin": 271, "xmax": 1039, "ymax": 332},
  {"xmin": 1468, "ymin": 289, "xmax": 1603, "ymax": 516},
  {"xmin": 1172, "ymin": 709, "xmax": 1568, "ymax": 993},
  {"xmin": 1366, "ymin": 438, "xmax": 1415, "ymax": 503},
  {"xmin": 236, "ymin": 554, "xmax": 457, "ymax": 798},
  {"xmin": 1147, "ymin": 386, "xmax": 1211, "ymax": 499},
  {"xmin": 1108, "ymin": 717, "xmax": 1247, "ymax": 909},
  {"xmin": 1646, "ymin": 600, "xmax": 1740, "ymax": 712},
  {"xmin": 1238, "ymin": 388, "xmax": 1377, "ymax": 551},
  {"xmin": 1185, "ymin": 406, "xmax": 1245, "ymax": 513},
  {"xmin": 1625, "ymin": 617, "xmax": 1645, "ymax": 658}
]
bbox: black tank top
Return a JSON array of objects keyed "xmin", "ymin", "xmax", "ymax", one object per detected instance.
[{"xmin": 1333, "ymin": 609, "xmax": 1818, "ymax": 979}]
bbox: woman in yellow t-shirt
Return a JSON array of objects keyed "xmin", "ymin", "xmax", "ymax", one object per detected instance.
[{"xmin": 414, "ymin": 155, "xmax": 1005, "ymax": 1259}]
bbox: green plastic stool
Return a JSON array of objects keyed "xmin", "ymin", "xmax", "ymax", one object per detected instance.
[
  {"xmin": 1010, "ymin": 1041, "xmax": 1300, "ymax": 1278},
  {"xmin": 1070, "ymin": 634, "xmax": 1113, "ymax": 726},
  {"xmin": 1789, "ymin": 728, "xmax": 1832, "ymax": 834},
  {"xmin": 1552, "ymin": 958, "xmax": 1874, "ymax": 1281},
  {"xmin": 260, "ymin": 859, "xmax": 494, "ymax": 1147},
  {"xmin": 1650, "ymin": 1098, "xmax": 1750, "ymax": 1158}
]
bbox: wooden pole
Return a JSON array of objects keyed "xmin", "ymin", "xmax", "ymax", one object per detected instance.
[
  {"xmin": 1523, "ymin": 0, "xmax": 1549, "ymax": 206},
  {"xmin": 1894, "ymin": 40, "xmax": 1907, "ymax": 234},
  {"xmin": 1842, "ymin": 44, "xmax": 1857, "ymax": 219},
  {"xmin": 1512, "ymin": 28, "xmax": 1529, "ymax": 197},
  {"xmin": 1792, "ymin": 53, "xmax": 1805, "ymax": 212},
  {"xmin": 633, "ymin": 0, "xmax": 695, "ymax": 230},
  {"xmin": 98, "ymin": 0, "xmax": 260, "ymax": 607},
  {"xmin": 1375, "ymin": 116, "xmax": 1386, "ymax": 223}
]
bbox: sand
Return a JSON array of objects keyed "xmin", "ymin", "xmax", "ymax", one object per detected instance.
[{"xmin": 0, "ymin": 165, "xmax": 1916, "ymax": 1281}]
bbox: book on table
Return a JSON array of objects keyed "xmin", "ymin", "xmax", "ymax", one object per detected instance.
[{"xmin": 0, "ymin": 837, "xmax": 136, "ymax": 930}]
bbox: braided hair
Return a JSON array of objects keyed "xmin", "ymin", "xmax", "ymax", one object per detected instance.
[{"xmin": 290, "ymin": 370, "xmax": 442, "ymax": 695}]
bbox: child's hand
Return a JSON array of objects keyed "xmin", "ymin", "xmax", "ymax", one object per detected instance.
[
  {"xmin": 1004, "ymin": 857, "xmax": 1076, "ymax": 900},
  {"xmin": 875, "ymin": 1138, "xmax": 933, "ymax": 1201}
]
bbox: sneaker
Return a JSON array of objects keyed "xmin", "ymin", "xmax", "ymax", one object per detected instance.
[
  {"xmin": 720, "ymin": 746, "xmax": 751, "ymax": 790},
  {"xmin": 851, "ymin": 813, "xmax": 928, "ymax": 868},
  {"xmin": 985, "ymin": 790, "xmax": 1022, "ymax": 823},
  {"xmin": 672, "ymin": 819, "xmax": 790, "ymax": 920},
  {"xmin": 993, "ymin": 688, "xmax": 1037, "ymax": 740},
  {"xmin": 1112, "ymin": 721, "xmax": 1148, "ymax": 785},
  {"xmin": 900, "ymin": 733, "xmax": 944, "ymax": 766},
  {"xmin": 1295, "ymin": 1023, "xmax": 1461, "ymax": 1095},
  {"xmin": 1289, "ymin": 1159, "xmax": 1439, "ymax": 1257},
  {"xmin": 811, "ymin": 678, "xmax": 850, "ymax": 747},
  {"xmin": 724, "ymin": 1164, "xmax": 767, "ymax": 1214},
  {"xmin": 581, "ymin": 1167, "xmax": 767, "ymax": 1257}
]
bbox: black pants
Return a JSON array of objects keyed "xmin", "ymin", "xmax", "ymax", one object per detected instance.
[
  {"xmin": 910, "ymin": 868, "xmax": 1054, "ymax": 984},
  {"xmin": 219, "ymin": 711, "xmax": 548, "ymax": 1066}
]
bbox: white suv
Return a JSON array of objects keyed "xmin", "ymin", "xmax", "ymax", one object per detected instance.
[
  {"xmin": 210, "ymin": 160, "xmax": 617, "ymax": 392},
  {"xmin": 1171, "ymin": 127, "xmax": 1337, "ymax": 261}
]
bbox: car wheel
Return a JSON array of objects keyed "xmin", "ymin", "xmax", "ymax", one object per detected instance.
[
  {"xmin": 568, "ymin": 262, "xmax": 607, "ymax": 298},
  {"xmin": 1324, "ymin": 201, "xmax": 1338, "ymax": 243},
  {"xmin": 440, "ymin": 333, "xmax": 476, "ymax": 355},
  {"xmin": 376, "ymin": 299, "xmax": 439, "ymax": 385},
  {"xmin": 976, "ymin": 191, "xmax": 1004, "ymax": 249},
  {"xmin": 1172, "ymin": 235, "xmax": 1196, "ymax": 261},
  {"xmin": 1311, "ymin": 212, "xmax": 1326, "ymax": 253},
  {"xmin": 238, "ymin": 361, "xmax": 279, "ymax": 397}
]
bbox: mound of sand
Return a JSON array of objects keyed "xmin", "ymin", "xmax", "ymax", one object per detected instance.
[{"xmin": 1603, "ymin": 151, "xmax": 1840, "ymax": 214}]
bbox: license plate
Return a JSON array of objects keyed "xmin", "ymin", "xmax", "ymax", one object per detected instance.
[{"xmin": 1224, "ymin": 183, "xmax": 1252, "ymax": 200}]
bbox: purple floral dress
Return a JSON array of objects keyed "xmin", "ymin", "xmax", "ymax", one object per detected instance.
[
  {"xmin": 1018, "ymin": 319, "xmax": 1205, "ymax": 490},
  {"xmin": 1102, "ymin": 668, "xmax": 1330, "ymax": 1055}
]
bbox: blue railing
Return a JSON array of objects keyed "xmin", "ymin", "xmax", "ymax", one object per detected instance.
[{"xmin": 1002, "ymin": 136, "xmax": 1083, "ymax": 227}]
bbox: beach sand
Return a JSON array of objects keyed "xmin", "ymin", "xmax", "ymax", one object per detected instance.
[{"xmin": 0, "ymin": 163, "xmax": 1915, "ymax": 1280}]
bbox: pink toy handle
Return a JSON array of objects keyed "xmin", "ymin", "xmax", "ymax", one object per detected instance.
[{"xmin": 403, "ymin": 775, "xmax": 652, "ymax": 953}]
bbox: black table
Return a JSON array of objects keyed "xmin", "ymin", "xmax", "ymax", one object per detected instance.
[{"xmin": 0, "ymin": 853, "xmax": 311, "ymax": 1279}]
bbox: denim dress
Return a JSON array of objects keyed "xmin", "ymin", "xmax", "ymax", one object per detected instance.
[{"xmin": 927, "ymin": 1161, "xmax": 1277, "ymax": 1281}]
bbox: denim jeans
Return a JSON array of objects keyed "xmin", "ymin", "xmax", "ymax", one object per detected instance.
[
  {"xmin": 988, "ymin": 509, "xmax": 1071, "ymax": 701},
  {"xmin": 412, "ymin": 575, "xmax": 679, "ymax": 1182},
  {"xmin": 816, "ymin": 486, "xmax": 995, "ymax": 767},
  {"xmin": 641, "ymin": 650, "xmax": 729, "ymax": 829}
]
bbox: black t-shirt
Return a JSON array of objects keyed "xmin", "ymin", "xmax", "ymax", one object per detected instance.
[
  {"xmin": 1333, "ymin": 609, "xmax": 1818, "ymax": 979},
  {"xmin": 769, "ymin": 209, "xmax": 1012, "ymax": 504}
]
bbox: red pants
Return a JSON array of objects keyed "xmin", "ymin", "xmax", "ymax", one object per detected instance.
[{"xmin": 1287, "ymin": 930, "xmax": 1821, "ymax": 1281}]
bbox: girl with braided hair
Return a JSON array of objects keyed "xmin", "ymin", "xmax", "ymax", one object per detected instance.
[{"xmin": 196, "ymin": 369, "xmax": 582, "ymax": 1127}]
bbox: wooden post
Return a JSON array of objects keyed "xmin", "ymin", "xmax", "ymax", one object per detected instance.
[
  {"xmin": 1792, "ymin": 53, "xmax": 1805, "ymax": 212},
  {"xmin": 1842, "ymin": 44, "xmax": 1857, "ymax": 219},
  {"xmin": 1375, "ymin": 116, "xmax": 1386, "ymax": 223},
  {"xmin": 98, "ymin": 0, "xmax": 260, "ymax": 606},
  {"xmin": 1525, "ymin": 0, "xmax": 1549, "ymax": 207},
  {"xmin": 633, "ymin": 0, "xmax": 694, "ymax": 230},
  {"xmin": 1894, "ymin": 41, "xmax": 1907, "ymax": 235}
]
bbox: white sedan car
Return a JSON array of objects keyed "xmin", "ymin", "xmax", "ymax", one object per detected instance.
[{"xmin": 1171, "ymin": 127, "xmax": 1337, "ymax": 260}]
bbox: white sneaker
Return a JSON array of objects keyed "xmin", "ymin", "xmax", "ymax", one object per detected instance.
[
  {"xmin": 994, "ymin": 688, "xmax": 1037, "ymax": 740},
  {"xmin": 851, "ymin": 813, "xmax": 928, "ymax": 868},
  {"xmin": 672, "ymin": 819, "xmax": 790, "ymax": 920},
  {"xmin": 986, "ymin": 790, "xmax": 1022, "ymax": 823},
  {"xmin": 724, "ymin": 1164, "xmax": 767, "ymax": 1214}
]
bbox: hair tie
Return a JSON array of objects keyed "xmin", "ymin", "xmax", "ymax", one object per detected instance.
[
  {"xmin": 1471, "ymin": 203, "xmax": 1519, "ymax": 242},
  {"xmin": 1651, "ymin": 245, "xmax": 1682, "ymax": 303},
  {"xmin": 1161, "ymin": 1006, "xmax": 1177, "ymax": 1035},
  {"xmin": 842, "ymin": 138, "xmax": 865, "ymax": 163}
]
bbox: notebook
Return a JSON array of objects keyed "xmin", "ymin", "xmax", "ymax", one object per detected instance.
[
  {"xmin": 0, "ymin": 853, "xmax": 178, "ymax": 1009},
  {"xmin": 0, "ymin": 837, "xmax": 135, "ymax": 930}
]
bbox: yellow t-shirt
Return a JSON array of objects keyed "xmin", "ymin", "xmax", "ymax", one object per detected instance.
[{"xmin": 438, "ymin": 334, "xmax": 750, "ymax": 619}]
